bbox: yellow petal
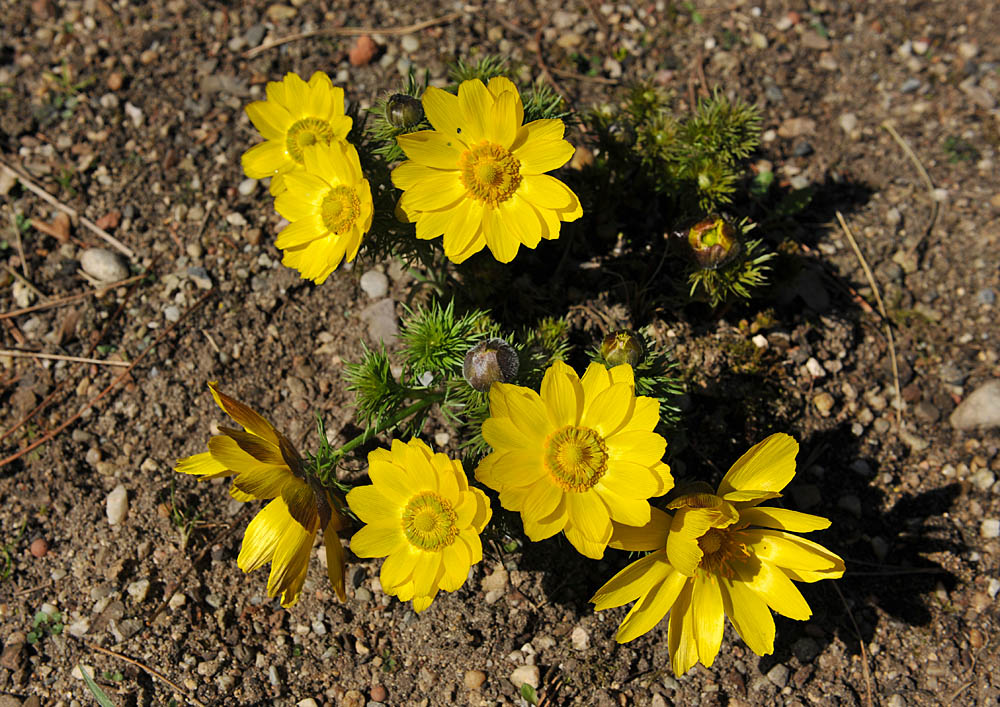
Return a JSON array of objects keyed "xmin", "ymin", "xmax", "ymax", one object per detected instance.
[
  {"xmin": 412, "ymin": 591, "xmax": 436, "ymax": 613},
  {"xmin": 599, "ymin": 461, "xmax": 664, "ymax": 500},
  {"xmin": 488, "ymin": 89, "xmax": 519, "ymax": 148},
  {"xmin": 391, "ymin": 159, "xmax": 449, "ymax": 191},
  {"xmin": 482, "ymin": 206, "xmax": 521, "ymax": 263},
  {"xmin": 740, "ymin": 506, "xmax": 832, "ymax": 533},
  {"xmin": 540, "ymin": 360, "xmax": 583, "ymax": 427},
  {"xmin": 324, "ymin": 529, "xmax": 346, "ymax": 601},
  {"xmin": 274, "ymin": 186, "xmax": 320, "ymax": 222},
  {"xmin": 741, "ymin": 559, "xmax": 812, "ymax": 620},
  {"xmin": 666, "ymin": 507, "xmax": 710, "ymax": 576},
  {"xmin": 598, "ymin": 489, "xmax": 650, "ymax": 526},
  {"xmin": 281, "ymin": 477, "xmax": 318, "ymax": 530},
  {"xmin": 397, "ymin": 130, "xmax": 464, "ymax": 169},
  {"xmin": 457, "ymin": 79, "xmax": 492, "ymax": 142},
  {"xmin": 608, "ymin": 508, "xmax": 671, "ymax": 551},
  {"xmin": 719, "ymin": 576, "xmax": 775, "ymax": 656},
  {"xmin": 518, "ymin": 174, "xmax": 581, "ymax": 219},
  {"xmin": 380, "ymin": 546, "xmax": 420, "ymax": 591},
  {"xmin": 232, "ymin": 465, "xmax": 293, "ymax": 500},
  {"xmin": 305, "ymin": 70, "xmax": 334, "ymax": 116},
  {"xmin": 346, "ymin": 484, "xmax": 398, "ymax": 526},
  {"xmin": 469, "ymin": 487, "xmax": 492, "ymax": 532},
  {"xmin": 617, "ymin": 569, "xmax": 687, "ymax": 644},
  {"xmin": 666, "ymin": 579, "xmax": 699, "ymax": 674},
  {"xmin": 415, "ymin": 206, "xmax": 452, "ymax": 241},
  {"xmin": 440, "ymin": 538, "xmax": 472, "ymax": 592},
  {"xmin": 399, "ymin": 171, "xmax": 467, "ymax": 211},
  {"xmin": 245, "ymin": 100, "xmax": 292, "ymax": 141},
  {"xmin": 718, "ymin": 433, "xmax": 798, "ymax": 498},
  {"xmin": 606, "ymin": 430, "xmax": 666, "ymax": 465},
  {"xmin": 350, "ymin": 524, "xmax": 406, "ymax": 558},
  {"xmin": 366, "ymin": 458, "xmax": 412, "ymax": 506},
  {"xmin": 522, "ymin": 479, "xmax": 563, "ymax": 520},
  {"xmin": 565, "ymin": 492, "xmax": 611, "ymax": 557},
  {"xmin": 219, "ymin": 426, "xmax": 285, "ymax": 465},
  {"xmin": 511, "ymin": 118, "xmax": 565, "ymax": 152},
  {"xmin": 237, "ymin": 498, "xmax": 287, "ymax": 572},
  {"xmin": 230, "ymin": 485, "xmax": 254, "ymax": 502},
  {"xmin": 497, "ymin": 195, "xmax": 542, "ymax": 248},
  {"xmin": 208, "ymin": 435, "xmax": 276, "ymax": 475},
  {"xmin": 590, "ymin": 551, "xmax": 669, "ymax": 610},
  {"xmin": 241, "ymin": 140, "xmax": 289, "ymax": 179},
  {"xmin": 580, "ymin": 361, "xmax": 612, "ymax": 409},
  {"xmin": 623, "ymin": 395, "xmax": 660, "ymax": 433},
  {"xmin": 175, "ymin": 451, "xmax": 232, "ymax": 479},
  {"xmin": 421, "ymin": 87, "xmax": 468, "ymax": 144},
  {"xmin": 513, "ymin": 128, "xmax": 575, "ymax": 174},
  {"xmin": 442, "ymin": 198, "xmax": 485, "ymax": 259},
  {"xmin": 691, "ymin": 573, "xmax": 725, "ymax": 666},
  {"xmin": 523, "ymin": 495, "xmax": 568, "ymax": 540},
  {"xmin": 208, "ymin": 383, "xmax": 280, "ymax": 445},
  {"xmin": 740, "ymin": 528, "xmax": 845, "ymax": 574},
  {"xmin": 486, "ymin": 76, "xmax": 520, "ymax": 104},
  {"xmin": 411, "ymin": 551, "xmax": 443, "ymax": 597},
  {"xmin": 267, "ymin": 515, "xmax": 315, "ymax": 603},
  {"xmin": 274, "ymin": 215, "xmax": 325, "ymax": 249},
  {"xmin": 582, "ymin": 382, "xmax": 634, "ymax": 438}
]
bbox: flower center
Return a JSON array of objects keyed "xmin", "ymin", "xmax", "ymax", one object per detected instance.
[
  {"xmin": 458, "ymin": 141, "xmax": 522, "ymax": 207},
  {"xmin": 543, "ymin": 426, "xmax": 608, "ymax": 492},
  {"xmin": 321, "ymin": 185, "xmax": 361, "ymax": 234},
  {"xmin": 697, "ymin": 528, "xmax": 751, "ymax": 578},
  {"xmin": 402, "ymin": 492, "xmax": 458, "ymax": 551},
  {"xmin": 286, "ymin": 117, "xmax": 337, "ymax": 164}
]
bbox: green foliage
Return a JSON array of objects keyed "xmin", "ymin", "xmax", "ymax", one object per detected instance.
[
  {"xmin": 687, "ymin": 233, "xmax": 776, "ymax": 308},
  {"xmin": 366, "ymin": 70, "xmax": 430, "ymax": 163},
  {"xmin": 80, "ymin": 664, "xmax": 117, "ymax": 707},
  {"xmin": 520, "ymin": 683, "xmax": 539, "ymax": 705},
  {"xmin": 1, "ymin": 518, "xmax": 26, "ymax": 582},
  {"xmin": 27, "ymin": 608, "xmax": 63, "ymax": 644},
  {"xmin": 449, "ymin": 55, "xmax": 511, "ymax": 85}
]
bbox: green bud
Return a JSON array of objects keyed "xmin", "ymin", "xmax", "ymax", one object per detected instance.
[
  {"xmin": 600, "ymin": 330, "xmax": 644, "ymax": 367},
  {"xmin": 463, "ymin": 338, "xmax": 519, "ymax": 393},
  {"xmin": 687, "ymin": 215, "xmax": 741, "ymax": 270},
  {"xmin": 386, "ymin": 94, "xmax": 424, "ymax": 129}
]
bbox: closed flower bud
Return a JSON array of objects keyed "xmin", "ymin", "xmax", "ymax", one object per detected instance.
[
  {"xmin": 463, "ymin": 338, "xmax": 519, "ymax": 393},
  {"xmin": 600, "ymin": 330, "xmax": 645, "ymax": 367},
  {"xmin": 386, "ymin": 93, "xmax": 424, "ymax": 129},
  {"xmin": 687, "ymin": 215, "xmax": 741, "ymax": 270}
]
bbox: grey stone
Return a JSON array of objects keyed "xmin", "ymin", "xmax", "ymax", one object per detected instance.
[
  {"xmin": 360, "ymin": 269, "xmax": 389, "ymax": 299},
  {"xmin": 245, "ymin": 24, "xmax": 266, "ymax": 47},
  {"xmin": 106, "ymin": 484, "xmax": 128, "ymax": 525},
  {"xmin": 981, "ymin": 519, "xmax": 1000, "ymax": 539},
  {"xmin": 80, "ymin": 248, "xmax": 129, "ymax": 282},
  {"xmin": 977, "ymin": 288, "xmax": 996, "ymax": 305},
  {"xmin": 359, "ymin": 298, "xmax": 398, "ymax": 345},
  {"xmin": 187, "ymin": 266, "xmax": 214, "ymax": 290},
  {"xmin": 510, "ymin": 664, "xmax": 540, "ymax": 689},
  {"xmin": 900, "ymin": 77, "xmax": 921, "ymax": 93},
  {"xmin": 792, "ymin": 637, "xmax": 820, "ymax": 662},
  {"xmin": 950, "ymin": 380, "xmax": 1000, "ymax": 429},
  {"xmin": 766, "ymin": 663, "xmax": 789, "ymax": 687}
]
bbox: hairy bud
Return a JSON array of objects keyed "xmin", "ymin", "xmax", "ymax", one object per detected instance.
[
  {"xmin": 600, "ymin": 330, "xmax": 645, "ymax": 367},
  {"xmin": 687, "ymin": 215, "xmax": 741, "ymax": 270},
  {"xmin": 463, "ymin": 339, "xmax": 519, "ymax": 393},
  {"xmin": 386, "ymin": 94, "xmax": 424, "ymax": 129}
]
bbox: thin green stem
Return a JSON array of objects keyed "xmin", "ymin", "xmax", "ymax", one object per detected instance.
[{"xmin": 337, "ymin": 390, "xmax": 446, "ymax": 457}]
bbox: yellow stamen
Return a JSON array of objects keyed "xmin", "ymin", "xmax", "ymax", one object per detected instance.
[
  {"xmin": 402, "ymin": 492, "xmax": 458, "ymax": 551},
  {"xmin": 458, "ymin": 141, "xmax": 522, "ymax": 207},
  {"xmin": 321, "ymin": 185, "xmax": 360, "ymax": 234},
  {"xmin": 286, "ymin": 117, "xmax": 337, "ymax": 164},
  {"xmin": 697, "ymin": 528, "xmax": 751, "ymax": 578},
  {"xmin": 543, "ymin": 426, "xmax": 608, "ymax": 492}
]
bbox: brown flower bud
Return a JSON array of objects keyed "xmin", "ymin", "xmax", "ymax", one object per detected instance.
[
  {"xmin": 600, "ymin": 330, "xmax": 645, "ymax": 367},
  {"xmin": 463, "ymin": 338, "xmax": 519, "ymax": 393},
  {"xmin": 687, "ymin": 215, "xmax": 741, "ymax": 270},
  {"xmin": 386, "ymin": 93, "xmax": 424, "ymax": 129}
]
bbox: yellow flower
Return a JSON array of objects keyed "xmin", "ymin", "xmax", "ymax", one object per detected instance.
[
  {"xmin": 391, "ymin": 77, "xmax": 582, "ymax": 264},
  {"xmin": 475, "ymin": 361, "xmax": 673, "ymax": 559},
  {"xmin": 175, "ymin": 382, "xmax": 346, "ymax": 607},
  {"xmin": 241, "ymin": 71, "xmax": 353, "ymax": 196},
  {"xmin": 346, "ymin": 439, "xmax": 491, "ymax": 612},
  {"xmin": 590, "ymin": 434, "xmax": 845, "ymax": 674},
  {"xmin": 273, "ymin": 140, "xmax": 373, "ymax": 284}
]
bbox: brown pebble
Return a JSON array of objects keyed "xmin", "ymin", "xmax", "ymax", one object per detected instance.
[
  {"xmin": 107, "ymin": 71, "xmax": 123, "ymax": 91},
  {"xmin": 139, "ymin": 48, "xmax": 158, "ymax": 65},
  {"xmin": 349, "ymin": 35, "xmax": 378, "ymax": 67},
  {"xmin": 96, "ymin": 210, "xmax": 121, "ymax": 231},
  {"xmin": 370, "ymin": 685, "xmax": 387, "ymax": 702},
  {"xmin": 464, "ymin": 670, "xmax": 486, "ymax": 690},
  {"xmin": 30, "ymin": 538, "xmax": 48, "ymax": 558}
]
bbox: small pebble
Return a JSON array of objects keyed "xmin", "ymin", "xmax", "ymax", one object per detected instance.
[
  {"xmin": 570, "ymin": 626, "xmax": 590, "ymax": 651},
  {"xmin": 370, "ymin": 685, "xmax": 387, "ymax": 702},
  {"xmin": 839, "ymin": 113, "xmax": 858, "ymax": 135},
  {"xmin": 464, "ymin": 670, "xmax": 486, "ymax": 690},
  {"xmin": 107, "ymin": 71, "xmax": 123, "ymax": 91},
  {"xmin": 950, "ymin": 380, "xmax": 1000, "ymax": 430},
  {"xmin": 981, "ymin": 519, "xmax": 1000, "ymax": 539},
  {"xmin": 30, "ymin": 538, "xmax": 48, "ymax": 558},
  {"xmin": 106, "ymin": 484, "xmax": 128, "ymax": 525},
  {"xmin": 350, "ymin": 35, "xmax": 378, "ymax": 66},
  {"xmin": 360, "ymin": 270, "xmax": 389, "ymax": 299},
  {"xmin": 813, "ymin": 392, "xmax": 835, "ymax": 416},
  {"xmin": 127, "ymin": 579, "xmax": 150, "ymax": 603},
  {"xmin": 238, "ymin": 178, "xmax": 258, "ymax": 196},
  {"xmin": 80, "ymin": 248, "xmax": 129, "ymax": 282},
  {"xmin": 400, "ymin": 35, "xmax": 419, "ymax": 53},
  {"xmin": 900, "ymin": 77, "xmax": 921, "ymax": 93},
  {"xmin": 510, "ymin": 664, "xmax": 540, "ymax": 690},
  {"xmin": 164, "ymin": 305, "xmax": 180, "ymax": 323},
  {"xmin": 766, "ymin": 663, "xmax": 789, "ymax": 688},
  {"xmin": 268, "ymin": 665, "xmax": 280, "ymax": 686}
]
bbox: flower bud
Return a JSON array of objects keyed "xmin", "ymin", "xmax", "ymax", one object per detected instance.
[
  {"xmin": 687, "ymin": 215, "xmax": 741, "ymax": 270},
  {"xmin": 600, "ymin": 330, "xmax": 644, "ymax": 368},
  {"xmin": 463, "ymin": 338, "xmax": 519, "ymax": 393},
  {"xmin": 386, "ymin": 93, "xmax": 424, "ymax": 129}
]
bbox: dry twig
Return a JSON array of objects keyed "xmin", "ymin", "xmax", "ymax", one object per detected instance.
[
  {"xmin": 0, "ymin": 273, "xmax": 146, "ymax": 320},
  {"xmin": 881, "ymin": 121, "xmax": 939, "ymax": 246},
  {"xmin": 0, "ymin": 350, "xmax": 132, "ymax": 367},
  {"xmin": 8, "ymin": 210, "xmax": 29, "ymax": 279},
  {"xmin": 4, "ymin": 264, "xmax": 47, "ymax": 301},
  {"xmin": 833, "ymin": 583, "xmax": 874, "ymax": 707},
  {"xmin": 837, "ymin": 211, "xmax": 903, "ymax": 431},
  {"xmin": 243, "ymin": 12, "xmax": 463, "ymax": 59},
  {"xmin": 0, "ymin": 161, "xmax": 135, "ymax": 259},
  {"xmin": 0, "ymin": 289, "xmax": 214, "ymax": 469},
  {"xmin": 79, "ymin": 640, "xmax": 207, "ymax": 707}
]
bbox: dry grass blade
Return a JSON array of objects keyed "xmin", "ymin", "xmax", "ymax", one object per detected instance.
[
  {"xmin": 243, "ymin": 11, "xmax": 463, "ymax": 59},
  {"xmin": 0, "ymin": 350, "xmax": 132, "ymax": 367},
  {"xmin": 0, "ymin": 273, "xmax": 146, "ymax": 320},
  {"xmin": 836, "ymin": 211, "xmax": 903, "ymax": 431},
  {"xmin": 79, "ymin": 640, "xmax": 208, "ymax": 707},
  {"xmin": 0, "ymin": 160, "xmax": 135, "ymax": 259},
  {"xmin": 881, "ymin": 121, "xmax": 939, "ymax": 246},
  {"xmin": 833, "ymin": 583, "xmax": 874, "ymax": 707},
  {"xmin": 7, "ymin": 210, "xmax": 29, "ymax": 279}
]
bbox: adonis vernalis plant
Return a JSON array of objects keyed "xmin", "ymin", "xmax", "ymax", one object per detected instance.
[{"xmin": 590, "ymin": 434, "xmax": 844, "ymax": 674}]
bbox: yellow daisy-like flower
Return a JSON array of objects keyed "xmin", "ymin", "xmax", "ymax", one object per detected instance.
[
  {"xmin": 590, "ymin": 434, "xmax": 845, "ymax": 674},
  {"xmin": 175, "ymin": 382, "xmax": 346, "ymax": 607},
  {"xmin": 475, "ymin": 361, "xmax": 673, "ymax": 560},
  {"xmin": 346, "ymin": 439, "xmax": 492, "ymax": 612},
  {"xmin": 241, "ymin": 70, "xmax": 353, "ymax": 196},
  {"xmin": 273, "ymin": 140, "xmax": 373, "ymax": 284},
  {"xmin": 391, "ymin": 77, "xmax": 582, "ymax": 264}
]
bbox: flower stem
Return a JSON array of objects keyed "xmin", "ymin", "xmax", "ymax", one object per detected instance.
[{"xmin": 337, "ymin": 391, "xmax": 446, "ymax": 457}]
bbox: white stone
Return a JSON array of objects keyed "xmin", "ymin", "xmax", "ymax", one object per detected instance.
[
  {"xmin": 510, "ymin": 664, "xmax": 540, "ymax": 689},
  {"xmin": 106, "ymin": 484, "xmax": 128, "ymax": 525},
  {"xmin": 950, "ymin": 380, "xmax": 1000, "ymax": 429},
  {"xmin": 981, "ymin": 519, "xmax": 1000, "ymax": 539},
  {"xmin": 360, "ymin": 269, "xmax": 389, "ymax": 299},
  {"xmin": 238, "ymin": 178, "xmax": 258, "ymax": 196},
  {"xmin": 81, "ymin": 248, "xmax": 129, "ymax": 282},
  {"xmin": 805, "ymin": 357, "xmax": 826, "ymax": 378},
  {"xmin": 570, "ymin": 626, "xmax": 590, "ymax": 651},
  {"xmin": 751, "ymin": 334, "xmax": 768, "ymax": 349}
]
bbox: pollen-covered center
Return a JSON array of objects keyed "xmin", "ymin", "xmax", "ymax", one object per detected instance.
[
  {"xmin": 321, "ymin": 185, "xmax": 361, "ymax": 234},
  {"xmin": 286, "ymin": 117, "xmax": 337, "ymax": 164},
  {"xmin": 458, "ymin": 141, "xmax": 522, "ymax": 207},
  {"xmin": 402, "ymin": 492, "xmax": 458, "ymax": 551},
  {"xmin": 697, "ymin": 528, "xmax": 751, "ymax": 578},
  {"xmin": 544, "ymin": 426, "xmax": 609, "ymax": 492}
]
